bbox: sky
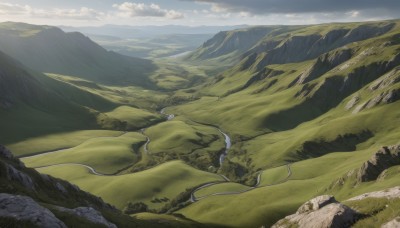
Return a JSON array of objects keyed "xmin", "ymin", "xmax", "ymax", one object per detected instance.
[{"xmin": 0, "ymin": 0, "xmax": 399, "ymax": 27}]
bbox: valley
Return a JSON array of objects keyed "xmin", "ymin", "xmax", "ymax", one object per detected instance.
[{"xmin": 1, "ymin": 19, "xmax": 400, "ymax": 228}]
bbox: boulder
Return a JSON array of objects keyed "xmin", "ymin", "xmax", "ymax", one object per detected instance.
[
  {"xmin": 346, "ymin": 186, "xmax": 400, "ymax": 201},
  {"xmin": 0, "ymin": 193, "xmax": 66, "ymax": 228},
  {"xmin": 272, "ymin": 195, "xmax": 359, "ymax": 228},
  {"xmin": 382, "ymin": 217, "xmax": 400, "ymax": 228}
]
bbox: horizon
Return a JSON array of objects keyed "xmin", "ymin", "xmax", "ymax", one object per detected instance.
[{"xmin": 0, "ymin": 0, "xmax": 399, "ymax": 27}]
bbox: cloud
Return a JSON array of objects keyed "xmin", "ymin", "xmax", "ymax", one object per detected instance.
[
  {"xmin": 113, "ymin": 2, "xmax": 184, "ymax": 19},
  {"xmin": 183, "ymin": 0, "xmax": 400, "ymax": 15},
  {"xmin": 0, "ymin": 2, "xmax": 103, "ymax": 20}
]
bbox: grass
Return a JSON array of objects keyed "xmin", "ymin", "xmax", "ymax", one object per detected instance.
[
  {"xmin": 259, "ymin": 165, "xmax": 290, "ymax": 186},
  {"xmin": 7, "ymin": 130, "xmax": 123, "ymax": 157},
  {"xmin": 345, "ymin": 198, "xmax": 400, "ymax": 228},
  {"xmin": 101, "ymin": 105, "xmax": 164, "ymax": 130},
  {"xmin": 145, "ymin": 119, "xmax": 223, "ymax": 154},
  {"xmin": 37, "ymin": 161, "xmax": 225, "ymax": 210},
  {"xmin": 22, "ymin": 132, "xmax": 146, "ymax": 174},
  {"xmin": 193, "ymin": 183, "xmax": 252, "ymax": 199}
]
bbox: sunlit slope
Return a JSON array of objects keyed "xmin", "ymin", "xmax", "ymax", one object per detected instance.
[
  {"xmin": 161, "ymin": 20, "xmax": 400, "ymax": 227},
  {"xmin": 22, "ymin": 132, "xmax": 146, "ymax": 174},
  {"xmin": 38, "ymin": 161, "xmax": 225, "ymax": 210},
  {"xmin": 0, "ymin": 22, "xmax": 156, "ymax": 87},
  {"xmin": 178, "ymin": 148, "xmax": 400, "ymax": 227}
]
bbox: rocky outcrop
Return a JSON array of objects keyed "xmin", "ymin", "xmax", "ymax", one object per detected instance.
[
  {"xmin": 0, "ymin": 145, "xmax": 116, "ymax": 212},
  {"xmin": 352, "ymin": 87, "xmax": 400, "ymax": 113},
  {"xmin": 356, "ymin": 145, "xmax": 400, "ymax": 182},
  {"xmin": 382, "ymin": 217, "xmax": 400, "ymax": 228},
  {"xmin": 4, "ymin": 163, "xmax": 35, "ymax": 190},
  {"xmin": 346, "ymin": 186, "xmax": 400, "ymax": 201},
  {"xmin": 296, "ymin": 48, "xmax": 352, "ymax": 85},
  {"xmin": 188, "ymin": 26, "xmax": 276, "ymax": 61},
  {"xmin": 54, "ymin": 206, "xmax": 117, "ymax": 228},
  {"xmin": 0, "ymin": 193, "xmax": 66, "ymax": 228},
  {"xmin": 272, "ymin": 195, "xmax": 359, "ymax": 228}
]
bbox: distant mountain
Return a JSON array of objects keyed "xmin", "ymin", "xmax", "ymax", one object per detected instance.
[
  {"xmin": 60, "ymin": 24, "xmax": 247, "ymax": 59},
  {"xmin": 185, "ymin": 26, "xmax": 289, "ymax": 62},
  {"xmin": 60, "ymin": 24, "xmax": 248, "ymax": 38},
  {"xmin": 0, "ymin": 22, "xmax": 156, "ymax": 87}
]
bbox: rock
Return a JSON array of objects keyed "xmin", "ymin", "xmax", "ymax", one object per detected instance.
[
  {"xmin": 0, "ymin": 145, "xmax": 13, "ymax": 159},
  {"xmin": 297, "ymin": 48, "xmax": 352, "ymax": 85},
  {"xmin": 345, "ymin": 95, "xmax": 360, "ymax": 110},
  {"xmin": 297, "ymin": 195, "xmax": 337, "ymax": 213},
  {"xmin": 0, "ymin": 193, "xmax": 66, "ymax": 228},
  {"xmin": 346, "ymin": 186, "xmax": 400, "ymax": 201},
  {"xmin": 356, "ymin": 145, "xmax": 400, "ymax": 182},
  {"xmin": 55, "ymin": 206, "xmax": 117, "ymax": 228},
  {"xmin": 382, "ymin": 217, "xmax": 400, "ymax": 228},
  {"xmin": 369, "ymin": 67, "xmax": 400, "ymax": 91},
  {"xmin": 5, "ymin": 163, "xmax": 35, "ymax": 190},
  {"xmin": 272, "ymin": 195, "xmax": 359, "ymax": 228}
]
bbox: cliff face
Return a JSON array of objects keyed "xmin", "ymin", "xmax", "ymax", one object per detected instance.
[{"xmin": 186, "ymin": 26, "xmax": 281, "ymax": 61}]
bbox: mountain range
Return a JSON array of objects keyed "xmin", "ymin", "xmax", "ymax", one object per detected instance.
[{"xmin": 1, "ymin": 19, "xmax": 400, "ymax": 227}]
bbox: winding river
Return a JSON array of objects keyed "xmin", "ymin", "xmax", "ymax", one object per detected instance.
[{"xmin": 22, "ymin": 107, "xmax": 289, "ymax": 203}]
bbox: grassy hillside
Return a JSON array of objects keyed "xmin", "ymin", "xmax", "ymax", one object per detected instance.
[
  {"xmin": 163, "ymin": 19, "xmax": 400, "ymax": 226},
  {"xmin": 3, "ymin": 19, "xmax": 400, "ymax": 228},
  {"xmin": 0, "ymin": 22, "xmax": 156, "ymax": 87},
  {"xmin": 37, "ymin": 161, "xmax": 225, "ymax": 210}
]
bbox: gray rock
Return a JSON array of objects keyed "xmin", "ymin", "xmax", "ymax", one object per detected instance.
[
  {"xmin": 356, "ymin": 145, "xmax": 400, "ymax": 182},
  {"xmin": 272, "ymin": 195, "xmax": 359, "ymax": 228},
  {"xmin": 346, "ymin": 186, "xmax": 400, "ymax": 201},
  {"xmin": 0, "ymin": 145, "xmax": 13, "ymax": 159},
  {"xmin": 0, "ymin": 193, "xmax": 66, "ymax": 228},
  {"xmin": 297, "ymin": 195, "xmax": 337, "ymax": 213},
  {"xmin": 5, "ymin": 163, "xmax": 35, "ymax": 190},
  {"xmin": 345, "ymin": 95, "xmax": 360, "ymax": 110},
  {"xmin": 55, "ymin": 206, "xmax": 117, "ymax": 228},
  {"xmin": 382, "ymin": 217, "xmax": 400, "ymax": 228}
]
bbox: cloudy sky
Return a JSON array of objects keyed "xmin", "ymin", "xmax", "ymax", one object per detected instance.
[{"xmin": 0, "ymin": 0, "xmax": 399, "ymax": 27}]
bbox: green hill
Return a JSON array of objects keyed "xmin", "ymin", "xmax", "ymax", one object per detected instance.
[
  {"xmin": 0, "ymin": 22, "xmax": 156, "ymax": 87},
  {"xmin": 2, "ymin": 19, "xmax": 400, "ymax": 228}
]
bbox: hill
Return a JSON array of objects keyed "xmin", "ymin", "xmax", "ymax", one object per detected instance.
[
  {"xmin": 0, "ymin": 22, "xmax": 156, "ymax": 87},
  {"xmin": 0, "ymin": 145, "xmax": 201, "ymax": 227},
  {"xmin": 166, "ymin": 19, "xmax": 400, "ymax": 226}
]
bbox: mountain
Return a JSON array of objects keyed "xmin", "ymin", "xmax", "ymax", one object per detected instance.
[
  {"xmin": 60, "ymin": 24, "xmax": 248, "ymax": 39},
  {"xmin": 0, "ymin": 22, "xmax": 156, "ymax": 87},
  {"xmin": 0, "ymin": 50, "xmax": 108, "ymax": 145},
  {"xmin": 2, "ymin": 19, "xmax": 400, "ymax": 228},
  {"xmin": 166, "ymin": 19, "xmax": 400, "ymax": 227}
]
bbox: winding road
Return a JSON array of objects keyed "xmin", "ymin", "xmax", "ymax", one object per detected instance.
[
  {"xmin": 190, "ymin": 164, "xmax": 292, "ymax": 202},
  {"xmin": 23, "ymin": 107, "xmax": 293, "ymax": 204}
]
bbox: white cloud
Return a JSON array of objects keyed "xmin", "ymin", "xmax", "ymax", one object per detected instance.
[
  {"xmin": 112, "ymin": 2, "xmax": 184, "ymax": 19},
  {"xmin": 0, "ymin": 2, "xmax": 103, "ymax": 21}
]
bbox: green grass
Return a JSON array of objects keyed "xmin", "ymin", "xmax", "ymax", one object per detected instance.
[
  {"xmin": 22, "ymin": 132, "xmax": 146, "ymax": 174},
  {"xmin": 145, "ymin": 119, "xmax": 223, "ymax": 154},
  {"xmin": 345, "ymin": 198, "xmax": 400, "ymax": 228},
  {"xmin": 101, "ymin": 105, "xmax": 164, "ymax": 130},
  {"xmin": 193, "ymin": 183, "xmax": 252, "ymax": 199},
  {"xmin": 7, "ymin": 130, "xmax": 123, "ymax": 157},
  {"xmin": 259, "ymin": 165, "xmax": 290, "ymax": 186},
  {"xmin": 37, "ymin": 161, "xmax": 225, "ymax": 210}
]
